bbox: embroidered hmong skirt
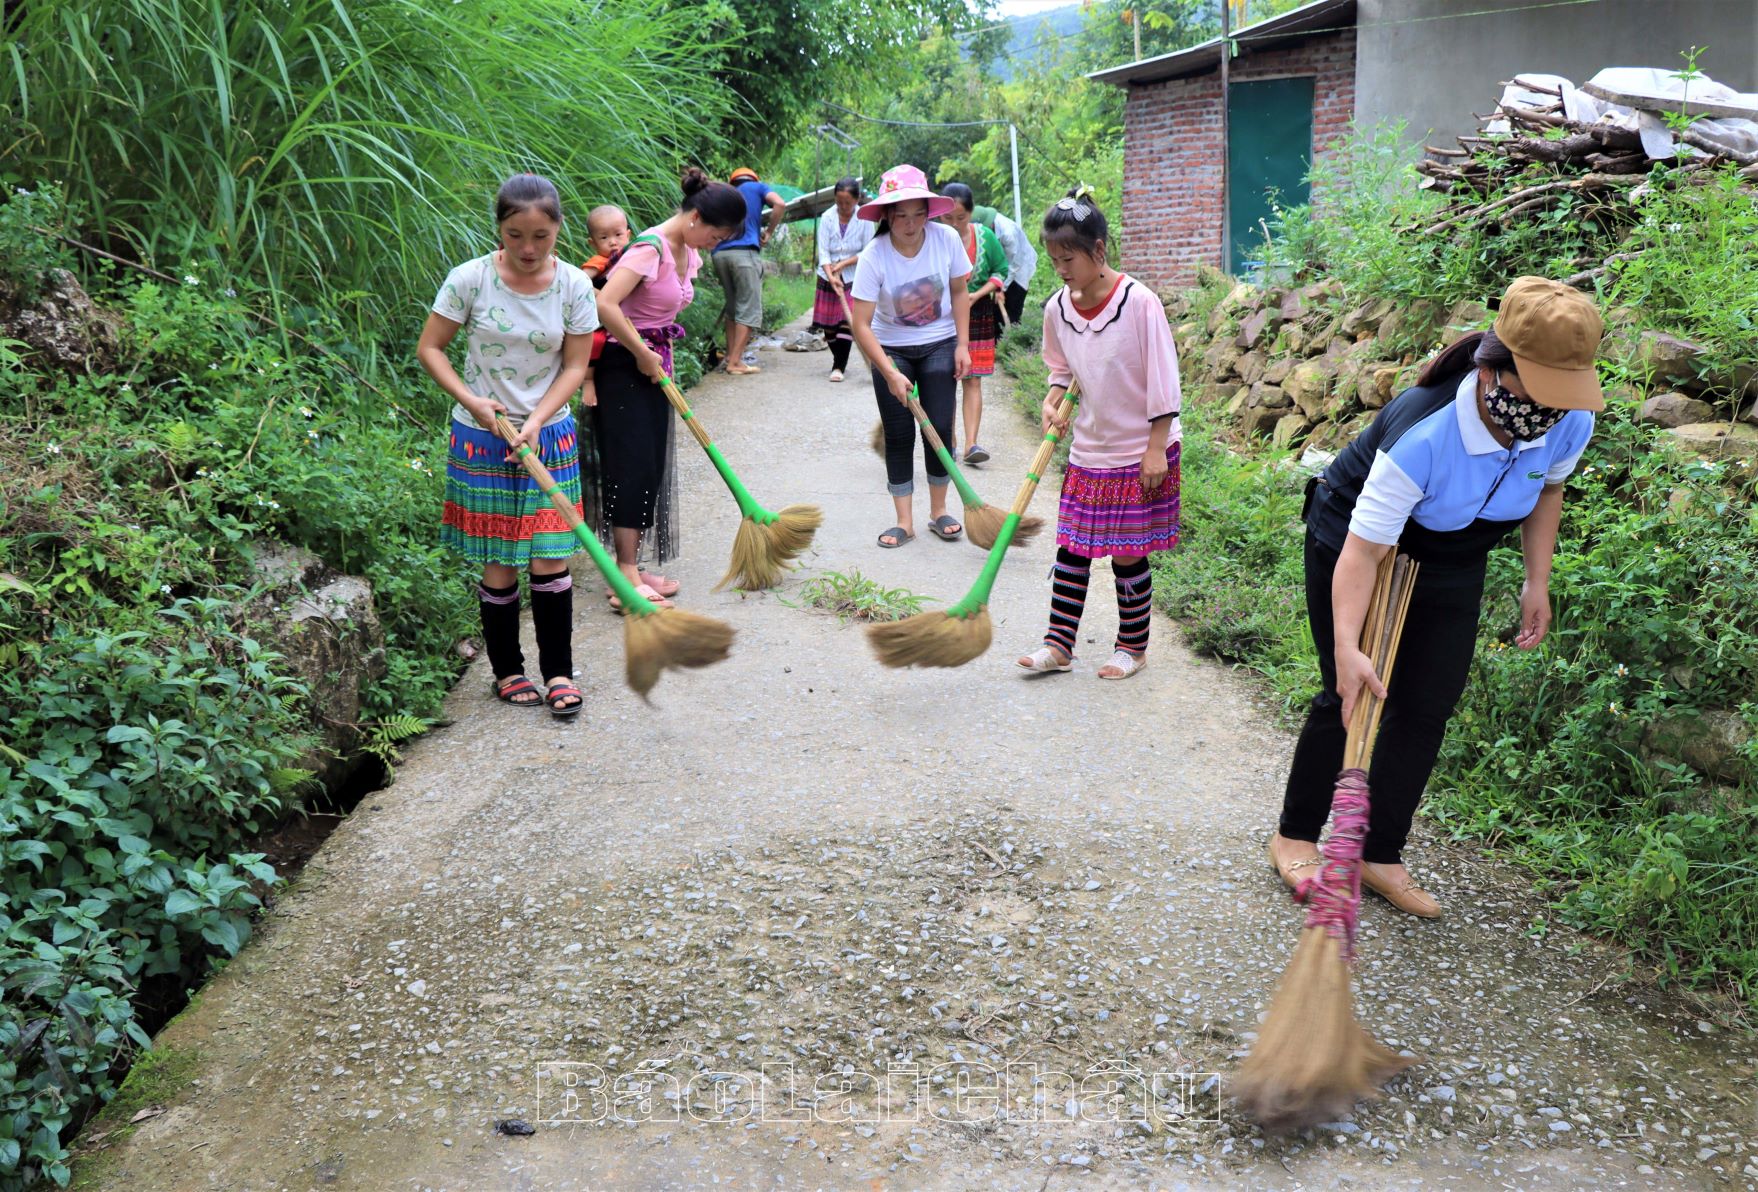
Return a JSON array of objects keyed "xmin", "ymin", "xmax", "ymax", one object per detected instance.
[
  {"xmin": 441, "ymin": 413, "xmax": 583, "ymax": 567},
  {"xmin": 810, "ymin": 276, "xmax": 848, "ymax": 334},
  {"xmin": 1056, "ymin": 442, "xmax": 1182, "ymax": 559},
  {"xmin": 967, "ymin": 292, "xmax": 999, "ymax": 377}
]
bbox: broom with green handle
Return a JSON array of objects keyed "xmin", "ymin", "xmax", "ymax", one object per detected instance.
[
  {"xmin": 492, "ymin": 414, "xmax": 733, "ymax": 698},
  {"xmin": 653, "ymin": 374, "xmax": 822, "ymax": 591},
  {"xmin": 900, "ymin": 382, "xmax": 1040, "ymax": 550},
  {"xmin": 868, "ymin": 384, "xmax": 1078, "ymax": 668}
]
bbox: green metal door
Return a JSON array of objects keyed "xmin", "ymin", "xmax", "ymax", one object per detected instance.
[{"xmin": 1226, "ymin": 76, "xmax": 1314, "ymax": 275}]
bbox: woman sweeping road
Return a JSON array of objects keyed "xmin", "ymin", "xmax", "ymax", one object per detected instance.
[
  {"xmin": 417, "ymin": 173, "xmax": 596, "ymax": 718},
  {"xmin": 1015, "ymin": 187, "xmax": 1180, "ymax": 682},
  {"xmin": 811, "ymin": 178, "xmax": 874, "ymax": 383},
  {"xmin": 590, "ymin": 168, "xmax": 746, "ymax": 610},
  {"xmin": 1268, "ymin": 276, "xmax": 1604, "ymax": 918},
  {"xmin": 847, "ymin": 163, "xmax": 971, "ymax": 549},
  {"xmin": 937, "ymin": 182, "xmax": 1009, "ymax": 466}
]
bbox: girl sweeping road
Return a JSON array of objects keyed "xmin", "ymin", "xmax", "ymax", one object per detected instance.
[
  {"xmin": 811, "ymin": 178, "xmax": 874, "ymax": 383},
  {"xmin": 937, "ymin": 182, "xmax": 1009, "ymax": 466},
  {"xmin": 1268, "ymin": 276, "xmax": 1604, "ymax": 919},
  {"xmin": 418, "ymin": 173, "xmax": 596, "ymax": 718},
  {"xmin": 848, "ymin": 163, "xmax": 972, "ymax": 549},
  {"xmin": 1016, "ymin": 187, "xmax": 1180, "ymax": 682},
  {"xmin": 590, "ymin": 168, "xmax": 746, "ymax": 610}
]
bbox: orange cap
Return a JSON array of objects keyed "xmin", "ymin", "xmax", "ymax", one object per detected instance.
[
  {"xmin": 1493, "ymin": 276, "xmax": 1605, "ymax": 411},
  {"xmin": 729, "ymin": 167, "xmax": 759, "ymax": 183}
]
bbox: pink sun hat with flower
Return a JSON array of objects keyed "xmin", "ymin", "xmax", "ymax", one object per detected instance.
[{"xmin": 857, "ymin": 164, "xmax": 956, "ymax": 222}]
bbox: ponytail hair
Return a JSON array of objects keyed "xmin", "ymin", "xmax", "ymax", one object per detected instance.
[
  {"xmin": 1041, "ymin": 184, "xmax": 1107, "ymax": 259},
  {"xmin": 495, "ymin": 173, "xmax": 562, "ymax": 225},
  {"xmin": 679, "ymin": 167, "xmax": 748, "ymax": 232},
  {"xmin": 1416, "ymin": 328, "xmax": 1517, "ymax": 387}
]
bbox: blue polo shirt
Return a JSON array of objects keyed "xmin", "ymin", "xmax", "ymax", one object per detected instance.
[
  {"xmin": 714, "ymin": 179, "xmax": 772, "ymax": 253},
  {"xmin": 1308, "ymin": 369, "xmax": 1593, "ymax": 582}
]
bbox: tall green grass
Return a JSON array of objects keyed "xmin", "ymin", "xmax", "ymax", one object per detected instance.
[{"xmin": 0, "ymin": 0, "xmax": 732, "ymax": 333}]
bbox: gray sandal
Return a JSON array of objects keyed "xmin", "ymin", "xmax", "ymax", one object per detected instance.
[
  {"xmin": 877, "ymin": 526, "xmax": 914, "ymax": 548},
  {"xmin": 928, "ymin": 514, "xmax": 963, "ymax": 541}
]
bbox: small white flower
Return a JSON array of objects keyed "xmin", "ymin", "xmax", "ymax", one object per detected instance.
[
  {"xmin": 308, "ymin": 430, "xmax": 319, "ymax": 440},
  {"xmin": 196, "ymin": 467, "xmax": 209, "ymax": 477},
  {"xmin": 299, "ymin": 406, "xmax": 315, "ymax": 418},
  {"xmin": 120, "ymin": 383, "xmax": 132, "ymax": 392},
  {"xmin": 224, "ymin": 287, "xmax": 237, "ymax": 298},
  {"xmin": 160, "ymin": 584, "xmax": 172, "ymax": 594},
  {"xmin": 269, "ymin": 500, "xmax": 280, "ymax": 509},
  {"xmin": 1615, "ymin": 663, "xmax": 1628, "ymax": 678},
  {"xmin": 183, "ymin": 275, "xmax": 199, "ymax": 286},
  {"xmin": 47, "ymin": 442, "xmax": 61, "ymax": 454},
  {"xmin": 409, "ymin": 459, "xmax": 422, "ymax": 470}
]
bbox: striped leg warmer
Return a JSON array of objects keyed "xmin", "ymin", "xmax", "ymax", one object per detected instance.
[
  {"xmin": 1113, "ymin": 557, "xmax": 1152, "ymax": 656},
  {"xmin": 1044, "ymin": 547, "xmax": 1092, "ymax": 658}
]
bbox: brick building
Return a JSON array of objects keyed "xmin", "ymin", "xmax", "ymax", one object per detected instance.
[{"xmin": 1093, "ymin": 0, "xmax": 1758, "ymax": 291}]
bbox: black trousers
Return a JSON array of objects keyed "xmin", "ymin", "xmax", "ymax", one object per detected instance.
[
  {"xmin": 591, "ymin": 342, "xmax": 670, "ymax": 530},
  {"xmin": 1004, "ymin": 281, "xmax": 1029, "ymax": 327},
  {"xmin": 1278, "ymin": 529, "xmax": 1484, "ymax": 863},
  {"xmin": 872, "ymin": 336, "xmax": 957, "ymax": 495}
]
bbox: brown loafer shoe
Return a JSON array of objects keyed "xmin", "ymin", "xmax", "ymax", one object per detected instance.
[
  {"xmin": 1267, "ymin": 833, "xmax": 1323, "ymax": 891},
  {"xmin": 1360, "ymin": 862, "xmax": 1441, "ymax": 918}
]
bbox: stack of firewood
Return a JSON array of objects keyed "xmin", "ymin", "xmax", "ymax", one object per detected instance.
[{"xmin": 1414, "ymin": 76, "xmax": 1757, "ymax": 283}]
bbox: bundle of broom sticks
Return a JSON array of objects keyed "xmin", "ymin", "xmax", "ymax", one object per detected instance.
[{"xmin": 1232, "ymin": 550, "xmax": 1419, "ymax": 1130}]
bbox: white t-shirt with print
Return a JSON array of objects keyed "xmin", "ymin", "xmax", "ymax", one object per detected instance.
[
  {"xmin": 850, "ymin": 222, "xmax": 971, "ymax": 348},
  {"xmin": 432, "ymin": 253, "xmax": 598, "ymax": 428}
]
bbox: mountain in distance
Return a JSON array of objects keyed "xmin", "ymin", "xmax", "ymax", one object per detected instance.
[{"xmin": 987, "ymin": 3, "xmax": 1086, "ymax": 80}]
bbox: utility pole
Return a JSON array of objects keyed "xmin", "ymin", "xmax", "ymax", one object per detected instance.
[
  {"xmin": 1218, "ymin": 0, "xmax": 1232, "ymax": 273},
  {"xmin": 1009, "ymin": 124, "xmax": 1023, "ymax": 228}
]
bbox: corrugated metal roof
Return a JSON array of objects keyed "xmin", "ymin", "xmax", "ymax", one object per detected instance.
[{"xmin": 1089, "ymin": 0, "xmax": 1356, "ymax": 88}]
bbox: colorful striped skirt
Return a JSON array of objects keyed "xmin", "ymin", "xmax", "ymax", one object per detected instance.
[
  {"xmin": 810, "ymin": 276, "xmax": 848, "ymax": 333},
  {"xmin": 967, "ymin": 292, "xmax": 999, "ymax": 377},
  {"xmin": 441, "ymin": 413, "xmax": 583, "ymax": 567},
  {"xmin": 1056, "ymin": 442, "xmax": 1182, "ymax": 559}
]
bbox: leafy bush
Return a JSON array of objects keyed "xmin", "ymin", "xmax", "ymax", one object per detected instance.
[
  {"xmin": 1, "ymin": 605, "xmax": 301, "ymax": 1187},
  {"xmin": 0, "ymin": 185, "xmax": 74, "ymax": 303}
]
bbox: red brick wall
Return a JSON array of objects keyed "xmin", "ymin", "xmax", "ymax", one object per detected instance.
[{"xmin": 1119, "ymin": 28, "xmax": 1356, "ymax": 292}]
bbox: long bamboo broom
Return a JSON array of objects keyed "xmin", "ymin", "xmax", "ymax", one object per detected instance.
[
  {"xmin": 1232, "ymin": 551, "xmax": 1420, "ymax": 1130},
  {"xmin": 493, "ymin": 415, "xmax": 734, "ymax": 699},
  {"xmin": 653, "ymin": 375, "xmax": 822, "ymax": 591},
  {"xmin": 868, "ymin": 385, "xmax": 1078, "ymax": 668},
  {"xmin": 899, "ymin": 386, "xmax": 1038, "ymax": 550}
]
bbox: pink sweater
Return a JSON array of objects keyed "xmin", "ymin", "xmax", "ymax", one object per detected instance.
[{"xmin": 1041, "ymin": 275, "xmax": 1182, "ymax": 469}]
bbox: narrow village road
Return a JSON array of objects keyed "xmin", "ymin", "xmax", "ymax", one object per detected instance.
[{"xmin": 84, "ymin": 321, "xmax": 1754, "ymax": 1191}]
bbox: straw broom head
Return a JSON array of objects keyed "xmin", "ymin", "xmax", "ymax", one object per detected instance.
[
  {"xmin": 1231, "ymin": 927, "xmax": 1413, "ymax": 1130},
  {"xmin": 715, "ymin": 505, "xmax": 823, "ymax": 592},
  {"xmin": 965, "ymin": 506, "xmax": 1043, "ymax": 550},
  {"xmin": 767, "ymin": 504, "xmax": 823, "ymax": 559},
  {"xmin": 718, "ymin": 519, "xmax": 784, "ymax": 592},
  {"xmin": 867, "ymin": 607, "xmax": 992, "ymax": 668},
  {"xmin": 624, "ymin": 607, "xmax": 736, "ymax": 699},
  {"xmin": 871, "ymin": 421, "xmax": 886, "ymax": 457}
]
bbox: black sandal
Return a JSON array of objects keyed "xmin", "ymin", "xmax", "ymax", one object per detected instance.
[
  {"xmin": 928, "ymin": 514, "xmax": 963, "ymax": 541},
  {"xmin": 494, "ymin": 675, "xmax": 542, "ymax": 707},
  {"xmin": 545, "ymin": 680, "xmax": 583, "ymax": 718}
]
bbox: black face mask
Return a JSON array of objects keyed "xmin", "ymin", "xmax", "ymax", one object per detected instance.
[{"xmin": 1483, "ymin": 383, "xmax": 1566, "ymax": 441}]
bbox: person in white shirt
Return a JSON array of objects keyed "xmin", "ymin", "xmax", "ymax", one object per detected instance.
[
  {"xmin": 847, "ymin": 164, "xmax": 972, "ymax": 549},
  {"xmin": 975, "ymin": 203, "xmax": 1038, "ymax": 325},
  {"xmin": 810, "ymin": 178, "xmax": 875, "ymax": 382}
]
